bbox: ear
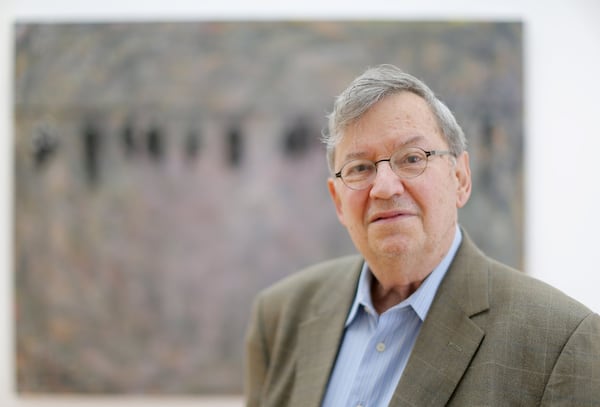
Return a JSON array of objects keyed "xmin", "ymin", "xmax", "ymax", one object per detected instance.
[
  {"xmin": 328, "ymin": 177, "xmax": 346, "ymax": 226},
  {"xmin": 454, "ymin": 151, "xmax": 472, "ymax": 208}
]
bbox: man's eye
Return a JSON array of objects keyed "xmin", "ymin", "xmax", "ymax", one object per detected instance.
[
  {"xmin": 346, "ymin": 162, "xmax": 373, "ymax": 176},
  {"xmin": 398, "ymin": 153, "xmax": 423, "ymax": 165}
]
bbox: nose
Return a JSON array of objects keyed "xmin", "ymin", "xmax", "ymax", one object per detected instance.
[{"xmin": 369, "ymin": 161, "xmax": 405, "ymax": 199}]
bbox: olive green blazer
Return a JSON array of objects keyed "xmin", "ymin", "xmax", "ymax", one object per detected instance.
[{"xmin": 245, "ymin": 233, "xmax": 600, "ymax": 406}]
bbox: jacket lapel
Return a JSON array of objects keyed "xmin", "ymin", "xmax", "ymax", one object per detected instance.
[
  {"xmin": 290, "ymin": 256, "xmax": 363, "ymax": 407},
  {"xmin": 389, "ymin": 233, "xmax": 490, "ymax": 406}
]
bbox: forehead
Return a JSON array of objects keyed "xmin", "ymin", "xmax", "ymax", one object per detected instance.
[{"xmin": 336, "ymin": 92, "xmax": 444, "ymax": 161}]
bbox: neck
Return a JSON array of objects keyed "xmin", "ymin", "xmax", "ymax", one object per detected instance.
[
  {"xmin": 367, "ymin": 226, "xmax": 458, "ymax": 313},
  {"xmin": 368, "ymin": 255, "xmax": 433, "ymax": 313},
  {"xmin": 370, "ymin": 276, "xmax": 423, "ymax": 314}
]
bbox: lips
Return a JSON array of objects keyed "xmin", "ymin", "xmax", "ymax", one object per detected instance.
[{"xmin": 369, "ymin": 209, "xmax": 415, "ymax": 223}]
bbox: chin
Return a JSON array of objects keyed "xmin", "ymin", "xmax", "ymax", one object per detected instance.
[
  {"xmin": 369, "ymin": 227, "xmax": 418, "ymax": 248},
  {"xmin": 370, "ymin": 238, "xmax": 416, "ymax": 258}
]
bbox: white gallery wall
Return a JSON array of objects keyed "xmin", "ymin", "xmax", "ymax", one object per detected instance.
[{"xmin": 1, "ymin": 1, "xmax": 599, "ymax": 406}]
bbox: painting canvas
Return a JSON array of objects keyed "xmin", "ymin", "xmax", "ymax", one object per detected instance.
[{"xmin": 14, "ymin": 21, "xmax": 523, "ymax": 394}]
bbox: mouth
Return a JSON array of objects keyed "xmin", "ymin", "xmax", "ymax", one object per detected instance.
[{"xmin": 369, "ymin": 210, "xmax": 415, "ymax": 224}]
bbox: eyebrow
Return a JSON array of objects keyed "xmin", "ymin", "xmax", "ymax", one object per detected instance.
[{"xmin": 340, "ymin": 135, "xmax": 426, "ymax": 162}]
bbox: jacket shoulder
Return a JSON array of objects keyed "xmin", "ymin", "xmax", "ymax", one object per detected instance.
[
  {"xmin": 256, "ymin": 254, "xmax": 362, "ymax": 307},
  {"xmin": 453, "ymin": 232, "xmax": 592, "ymax": 320},
  {"xmin": 487, "ymin": 258, "xmax": 592, "ymax": 320},
  {"xmin": 249, "ymin": 254, "xmax": 362, "ymax": 347}
]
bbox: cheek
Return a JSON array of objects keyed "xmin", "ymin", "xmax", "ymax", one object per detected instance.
[
  {"xmin": 342, "ymin": 192, "xmax": 369, "ymax": 224},
  {"xmin": 436, "ymin": 185, "xmax": 461, "ymax": 221},
  {"xmin": 415, "ymin": 180, "xmax": 457, "ymax": 222}
]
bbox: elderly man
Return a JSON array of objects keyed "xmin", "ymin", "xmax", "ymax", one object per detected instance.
[{"xmin": 244, "ymin": 65, "xmax": 600, "ymax": 406}]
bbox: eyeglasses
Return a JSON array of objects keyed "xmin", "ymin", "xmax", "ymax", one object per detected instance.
[{"xmin": 335, "ymin": 146, "xmax": 454, "ymax": 190}]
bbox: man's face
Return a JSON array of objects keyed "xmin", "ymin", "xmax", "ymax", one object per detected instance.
[{"xmin": 327, "ymin": 91, "xmax": 472, "ymax": 271}]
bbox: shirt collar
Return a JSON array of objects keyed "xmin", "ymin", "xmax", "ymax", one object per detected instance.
[{"xmin": 345, "ymin": 226, "xmax": 463, "ymax": 326}]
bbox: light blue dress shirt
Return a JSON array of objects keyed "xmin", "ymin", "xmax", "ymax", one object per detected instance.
[{"xmin": 321, "ymin": 227, "xmax": 462, "ymax": 407}]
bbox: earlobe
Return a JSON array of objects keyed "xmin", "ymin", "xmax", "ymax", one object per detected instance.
[
  {"xmin": 327, "ymin": 178, "xmax": 346, "ymax": 226},
  {"xmin": 455, "ymin": 152, "xmax": 472, "ymax": 208}
]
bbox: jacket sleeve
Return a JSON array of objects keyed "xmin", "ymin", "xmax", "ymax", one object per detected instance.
[
  {"xmin": 541, "ymin": 312, "xmax": 600, "ymax": 405},
  {"xmin": 244, "ymin": 295, "xmax": 269, "ymax": 407}
]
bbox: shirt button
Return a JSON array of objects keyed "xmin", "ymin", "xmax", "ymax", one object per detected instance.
[{"xmin": 376, "ymin": 342, "xmax": 386, "ymax": 352}]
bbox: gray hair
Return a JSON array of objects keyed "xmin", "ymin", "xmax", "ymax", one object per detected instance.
[{"xmin": 323, "ymin": 64, "xmax": 467, "ymax": 174}]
